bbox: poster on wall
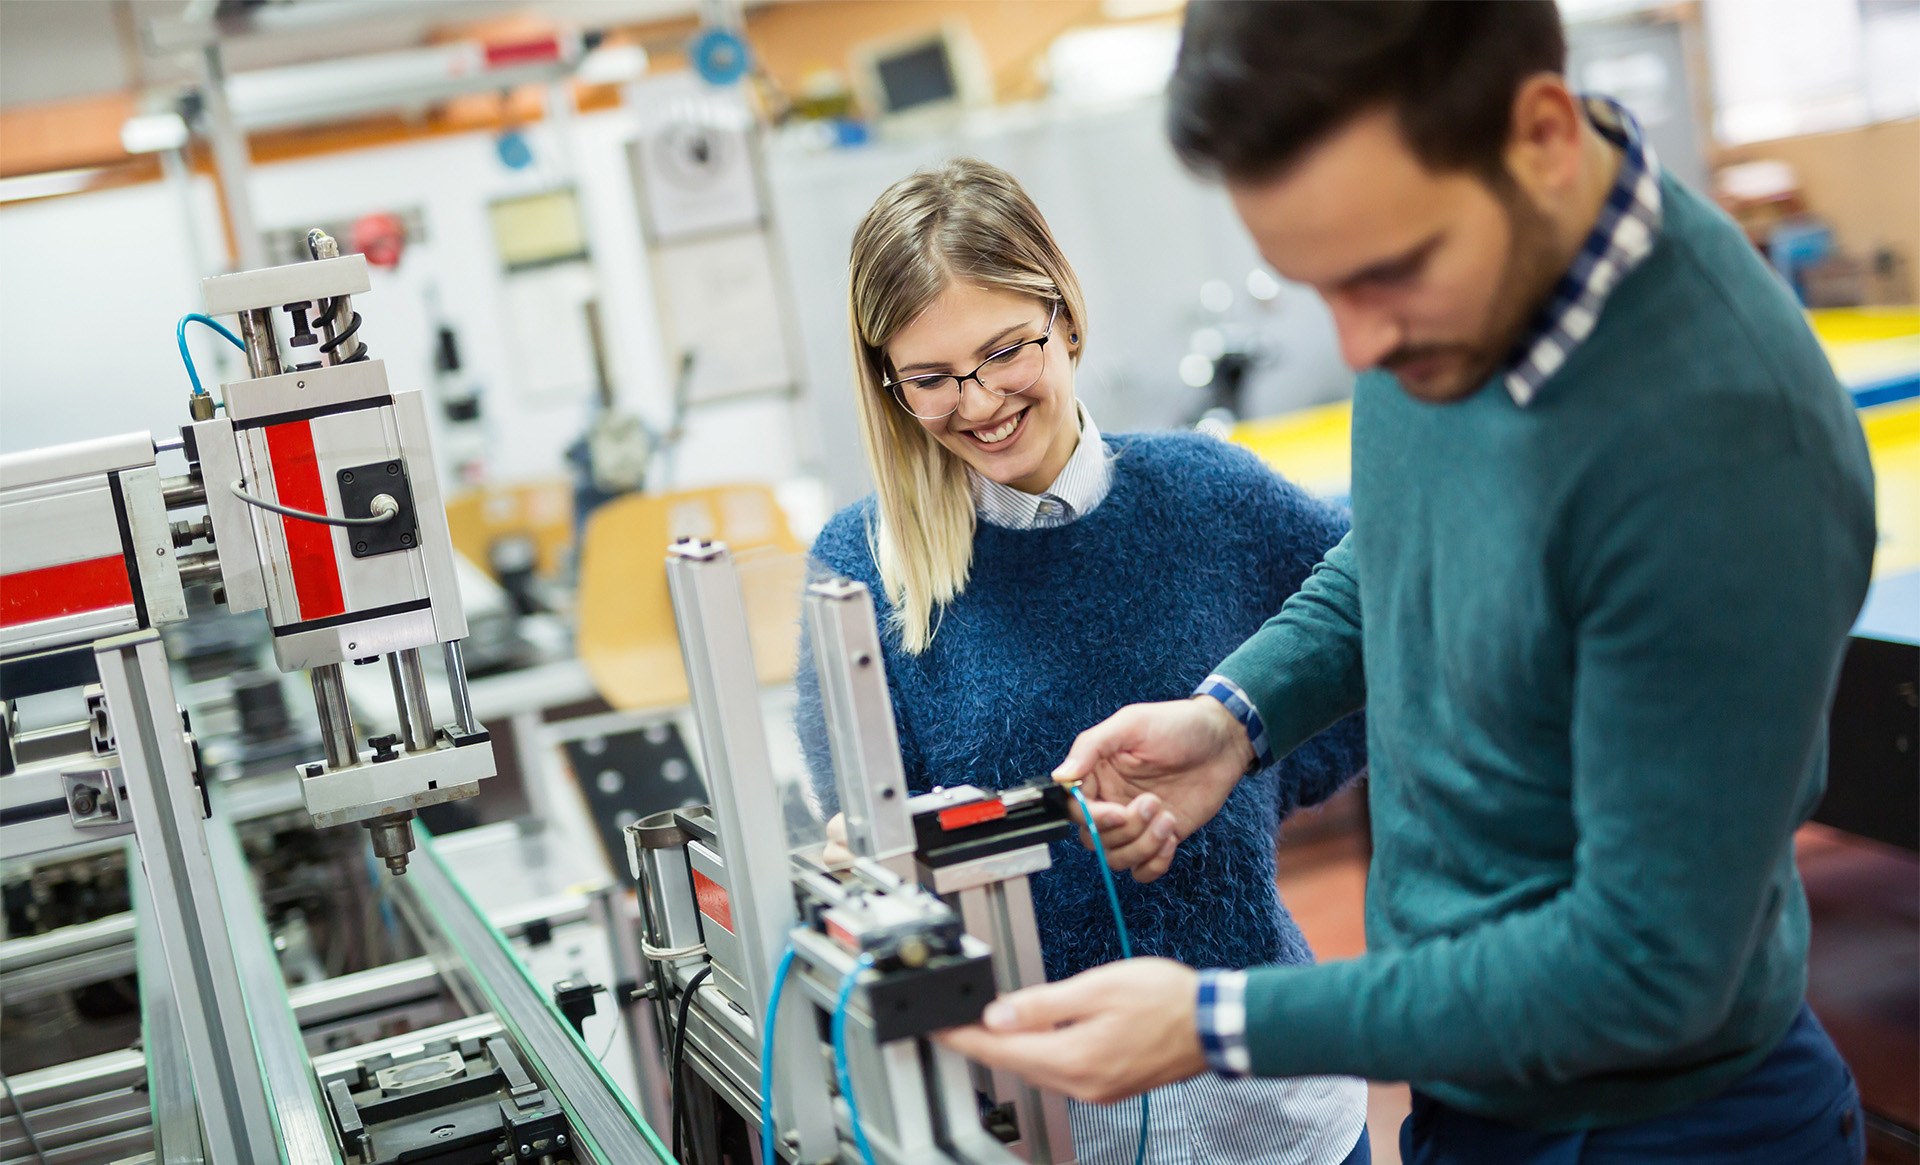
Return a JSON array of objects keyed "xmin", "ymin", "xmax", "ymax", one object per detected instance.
[
  {"xmin": 627, "ymin": 73, "xmax": 763, "ymax": 243},
  {"xmin": 651, "ymin": 229, "xmax": 793, "ymax": 403}
]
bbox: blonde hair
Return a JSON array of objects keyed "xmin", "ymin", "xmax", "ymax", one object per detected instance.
[{"xmin": 847, "ymin": 158, "xmax": 1088, "ymax": 654}]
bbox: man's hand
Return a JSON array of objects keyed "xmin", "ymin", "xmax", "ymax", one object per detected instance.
[
  {"xmin": 938, "ymin": 959, "xmax": 1208, "ymax": 1104},
  {"xmin": 1054, "ymin": 697, "xmax": 1253, "ymax": 882}
]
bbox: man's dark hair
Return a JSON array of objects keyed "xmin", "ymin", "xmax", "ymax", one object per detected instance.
[{"xmin": 1168, "ymin": 1, "xmax": 1567, "ymax": 183}]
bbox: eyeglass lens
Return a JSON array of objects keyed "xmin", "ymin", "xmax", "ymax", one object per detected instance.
[{"xmin": 892, "ymin": 335, "xmax": 1048, "ymax": 419}]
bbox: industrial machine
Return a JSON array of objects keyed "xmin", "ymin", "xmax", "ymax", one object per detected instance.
[
  {"xmin": 625, "ymin": 542, "xmax": 1080, "ymax": 1165},
  {"xmin": 0, "ymin": 239, "xmax": 1073, "ymax": 1165}
]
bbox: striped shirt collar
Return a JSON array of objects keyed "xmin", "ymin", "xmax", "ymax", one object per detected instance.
[
  {"xmin": 1503, "ymin": 95, "xmax": 1664, "ymax": 406},
  {"xmin": 970, "ymin": 402, "xmax": 1112, "ymax": 530}
]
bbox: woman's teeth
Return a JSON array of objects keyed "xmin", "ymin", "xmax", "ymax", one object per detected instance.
[{"xmin": 972, "ymin": 413, "xmax": 1022, "ymax": 444}]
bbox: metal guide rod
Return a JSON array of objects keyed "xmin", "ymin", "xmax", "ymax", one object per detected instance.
[
  {"xmin": 93, "ymin": 630, "xmax": 279, "ymax": 1163},
  {"xmin": 804, "ymin": 578, "xmax": 916, "ymax": 874},
  {"xmin": 236, "ymin": 307, "xmax": 282, "ymax": 379},
  {"xmin": 310, "ymin": 663, "xmax": 358, "ymax": 769},
  {"xmin": 958, "ymin": 880, "xmax": 1075, "ymax": 1164},
  {"xmin": 664, "ymin": 540, "xmax": 837, "ymax": 1160},
  {"xmin": 387, "ymin": 647, "xmax": 434, "ymax": 752},
  {"xmin": 442, "ymin": 638, "xmax": 480, "ymax": 735}
]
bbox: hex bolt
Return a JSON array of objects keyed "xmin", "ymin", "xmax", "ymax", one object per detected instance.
[{"xmin": 70, "ymin": 786, "xmax": 98, "ymax": 816}]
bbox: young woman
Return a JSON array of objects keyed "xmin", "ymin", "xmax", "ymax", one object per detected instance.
[{"xmin": 795, "ymin": 158, "xmax": 1371, "ymax": 1165}]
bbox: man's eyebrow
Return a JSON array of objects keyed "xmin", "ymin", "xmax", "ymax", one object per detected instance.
[
  {"xmin": 896, "ymin": 319, "xmax": 1038, "ymax": 375},
  {"xmin": 1335, "ymin": 233, "xmax": 1443, "ymax": 289}
]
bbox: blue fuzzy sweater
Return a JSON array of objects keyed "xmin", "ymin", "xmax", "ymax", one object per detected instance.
[{"xmin": 794, "ymin": 431, "xmax": 1366, "ymax": 982}]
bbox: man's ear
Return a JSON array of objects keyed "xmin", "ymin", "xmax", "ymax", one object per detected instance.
[{"xmin": 1502, "ymin": 73, "xmax": 1584, "ymax": 205}]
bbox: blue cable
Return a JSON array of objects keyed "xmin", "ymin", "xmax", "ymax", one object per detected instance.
[
  {"xmin": 176, "ymin": 313, "xmax": 246, "ymax": 397},
  {"xmin": 759, "ymin": 945, "xmax": 798, "ymax": 1165},
  {"xmin": 831, "ymin": 952, "xmax": 880, "ymax": 1165},
  {"xmin": 1070, "ymin": 784, "xmax": 1150, "ymax": 1165}
]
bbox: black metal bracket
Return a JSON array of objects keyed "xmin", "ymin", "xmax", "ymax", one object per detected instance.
[{"xmin": 336, "ymin": 459, "xmax": 419, "ymax": 559}]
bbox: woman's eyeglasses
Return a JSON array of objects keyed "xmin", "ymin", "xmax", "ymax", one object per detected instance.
[{"xmin": 885, "ymin": 302, "xmax": 1059, "ymax": 421}]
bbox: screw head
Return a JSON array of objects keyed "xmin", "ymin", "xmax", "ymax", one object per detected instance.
[
  {"xmin": 296, "ymin": 380, "xmax": 306, "ymax": 388},
  {"xmin": 155, "ymin": 546, "xmax": 166, "ymax": 555},
  {"xmin": 355, "ymin": 541, "xmax": 369, "ymax": 553},
  {"xmin": 387, "ymin": 462, "xmax": 400, "ymax": 475},
  {"xmin": 519, "ymin": 1146, "xmax": 531, "ymax": 1158},
  {"xmin": 341, "ymin": 470, "xmax": 355, "ymax": 483},
  {"xmin": 555, "ymin": 1135, "xmax": 567, "ymax": 1147},
  {"xmin": 400, "ymin": 533, "xmax": 414, "ymax": 546}
]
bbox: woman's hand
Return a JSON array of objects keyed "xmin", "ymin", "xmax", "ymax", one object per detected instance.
[
  {"xmin": 1054, "ymin": 697, "xmax": 1254, "ymax": 882},
  {"xmin": 823, "ymin": 812, "xmax": 853, "ymax": 868}
]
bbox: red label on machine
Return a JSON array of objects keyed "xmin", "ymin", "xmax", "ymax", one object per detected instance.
[
  {"xmin": 938, "ymin": 799, "xmax": 1008, "ymax": 831},
  {"xmin": 691, "ymin": 869, "xmax": 733, "ymax": 934},
  {"xmin": 0, "ymin": 555, "xmax": 134, "ymax": 627},
  {"xmin": 263, "ymin": 420, "xmax": 347, "ymax": 622}
]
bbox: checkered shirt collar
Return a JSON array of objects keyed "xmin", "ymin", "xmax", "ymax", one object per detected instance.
[
  {"xmin": 1503, "ymin": 95, "xmax": 1664, "ymax": 406},
  {"xmin": 970, "ymin": 402, "xmax": 1112, "ymax": 530}
]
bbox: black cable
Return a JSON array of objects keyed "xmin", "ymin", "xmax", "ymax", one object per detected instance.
[
  {"xmin": 0, "ymin": 1071, "xmax": 50, "ymax": 1165},
  {"xmin": 669, "ymin": 964, "xmax": 715, "ymax": 1165}
]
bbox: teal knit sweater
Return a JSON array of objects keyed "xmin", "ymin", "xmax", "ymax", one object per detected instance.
[{"xmin": 1215, "ymin": 174, "xmax": 1875, "ymax": 1128}]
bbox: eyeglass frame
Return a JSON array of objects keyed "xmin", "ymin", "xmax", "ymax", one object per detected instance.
[{"xmin": 882, "ymin": 300, "xmax": 1061, "ymax": 420}]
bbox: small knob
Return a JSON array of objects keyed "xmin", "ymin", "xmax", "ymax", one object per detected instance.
[{"xmin": 368, "ymin": 733, "xmax": 401, "ymax": 763}]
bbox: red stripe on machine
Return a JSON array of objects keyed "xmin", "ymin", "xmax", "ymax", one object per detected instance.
[
  {"xmin": 691, "ymin": 869, "xmax": 734, "ymax": 935},
  {"xmin": 939, "ymin": 799, "xmax": 1007, "ymax": 831},
  {"xmin": 263, "ymin": 420, "xmax": 346, "ymax": 622},
  {"xmin": 0, "ymin": 555, "xmax": 133, "ymax": 627}
]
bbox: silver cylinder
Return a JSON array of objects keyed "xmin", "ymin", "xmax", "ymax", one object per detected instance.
[
  {"xmin": 161, "ymin": 474, "xmax": 206, "ymax": 510},
  {"xmin": 310, "ymin": 664, "xmax": 358, "ymax": 770},
  {"xmin": 237, "ymin": 308, "xmax": 283, "ymax": 379},
  {"xmin": 386, "ymin": 648, "xmax": 434, "ymax": 753},
  {"xmin": 175, "ymin": 551, "xmax": 223, "ymax": 589},
  {"xmin": 365, "ymin": 812, "xmax": 416, "ymax": 876},
  {"xmin": 630, "ymin": 812, "xmax": 704, "ymax": 958},
  {"xmin": 441, "ymin": 639, "xmax": 480, "ymax": 736}
]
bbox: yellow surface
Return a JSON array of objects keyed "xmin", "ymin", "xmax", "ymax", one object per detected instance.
[
  {"xmin": 1862, "ymin": 399, "xmax": 1920, "ymax": 577},
  {"xmin": 575, "ymin": 485, "xmax": 807, "ymax": 711},
  {"xmin": 1810, "ymin": 307, "xmax": 1920, "ymax": 391},
  {"xmin": 1229, "ymin": 400, "xmax": 1355, "ymax": 498},
  {"xmin": 1232, "ymin": 397, "xmax": 1920, "ymax": 580},
  {"xmin": 1809, "ymin": 307, "xmax": 1920, "ymax": 345},
  {"xmin": 444, "ymin": 479, "xmax": 575, "ymax": 581}
]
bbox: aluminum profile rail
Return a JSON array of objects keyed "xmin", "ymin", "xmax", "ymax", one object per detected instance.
[
  {"xmin": 204, "ymin": 804, "xmax": 341, "ymax": 1165},
  {"xmin": 392, "ymin": 826, "xmax": 672, "ymax": 1165}
]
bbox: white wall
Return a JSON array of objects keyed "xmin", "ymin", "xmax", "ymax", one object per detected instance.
[{"xmin": 0, "ymin": 175, "xmax": 231, "ymax": 455}]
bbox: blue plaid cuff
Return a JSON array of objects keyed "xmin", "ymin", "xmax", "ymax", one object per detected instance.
[
  {"xmin": 1195, "ymin": 674, "xmax": 1274, "ymax": 769},
  {"xmin": 1195, "ymin": 970, "xmax": 1252, "ymax": 1078}
]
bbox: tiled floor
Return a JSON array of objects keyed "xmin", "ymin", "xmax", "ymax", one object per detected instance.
[{"xmin": 1271, "ymin": 796, "xmax": 1919, "ymax": 1165}]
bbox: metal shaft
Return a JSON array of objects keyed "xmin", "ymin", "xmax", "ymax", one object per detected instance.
[
  {"xmin": 386, "ymin": 649, "xmax": 434, "ymax": 753},
  {"xmin": 236, "ymin": 308, "xmax": 283, "ymax": 379},
  {"xmin": 441, "ymin": 639, "xmax": 480, "ymax": 736},
  {"xmin": 309, "ymin": 665, "xmax": 358, "ymax": 770}
]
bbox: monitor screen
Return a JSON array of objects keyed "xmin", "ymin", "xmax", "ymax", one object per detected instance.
[{"xmin": 876, "ymin": 38, "xmax": 958, "ymax": 114}]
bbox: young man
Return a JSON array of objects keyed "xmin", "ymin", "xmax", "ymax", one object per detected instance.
[{"xmin": 941, "ymin": 4, "xmax": 1875, "ymax": 1162}]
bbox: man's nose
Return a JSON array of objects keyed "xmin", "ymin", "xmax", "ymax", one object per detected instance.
[{"xmin": 1328, "ymin": 297, "xmax": 1402, "ymax": 372}]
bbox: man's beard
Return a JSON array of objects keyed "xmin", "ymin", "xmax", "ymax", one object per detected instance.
[{"xmin": 1381, "ymin": 188, "xmax": 1564, "ymax": 402}]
